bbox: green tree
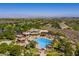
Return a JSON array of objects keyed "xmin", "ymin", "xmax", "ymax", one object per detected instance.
[
  {"xmin": 3, "ymin": 31, "xmax": 16, "ymax": 40},
  {"xmin": 0, "ymin": 43, "xmax": 8, "ymax": 54},
  {"xmin": 64, "ymin": 42, "xmax": 74, "ymax": 56},
  {"xmin": 9, "ymin": 45, "xmax": 22, "ymax": 56},
  {"xmin": 75, "ymin": 43, "xmax": 79, "ymax": 56},
  {"xmin": 46, "ymin": 50, "xmax": 63, "ymax": 56}
]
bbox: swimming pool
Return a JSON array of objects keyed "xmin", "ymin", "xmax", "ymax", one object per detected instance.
[{"xmin": 34, "ymin": 37, "xmax": 52, "ymax": 49}]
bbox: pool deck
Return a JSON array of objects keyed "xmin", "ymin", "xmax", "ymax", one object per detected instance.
[{"xmin": 40, "ymin": 49, "xmax": 46, "ymax": 56}]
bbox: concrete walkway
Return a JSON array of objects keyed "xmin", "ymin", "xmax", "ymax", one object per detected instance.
[{"xmin": 39, "ymin": 49, "xmax": 46, "ymax": 56}]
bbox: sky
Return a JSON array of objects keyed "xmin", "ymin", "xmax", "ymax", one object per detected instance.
[{"xmin": 0, "ymin": 3, "xmax": 79, "ymax": 18}]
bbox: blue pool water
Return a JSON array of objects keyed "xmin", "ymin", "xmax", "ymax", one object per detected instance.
[{"xmin": 34, "ymin": 37, "xmax": 52, "ymax": 48}]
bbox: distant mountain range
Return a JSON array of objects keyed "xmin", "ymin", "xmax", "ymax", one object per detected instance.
[{"xmin": 0, "ymin": 14, "xmax": 79, "ymax": 18}]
